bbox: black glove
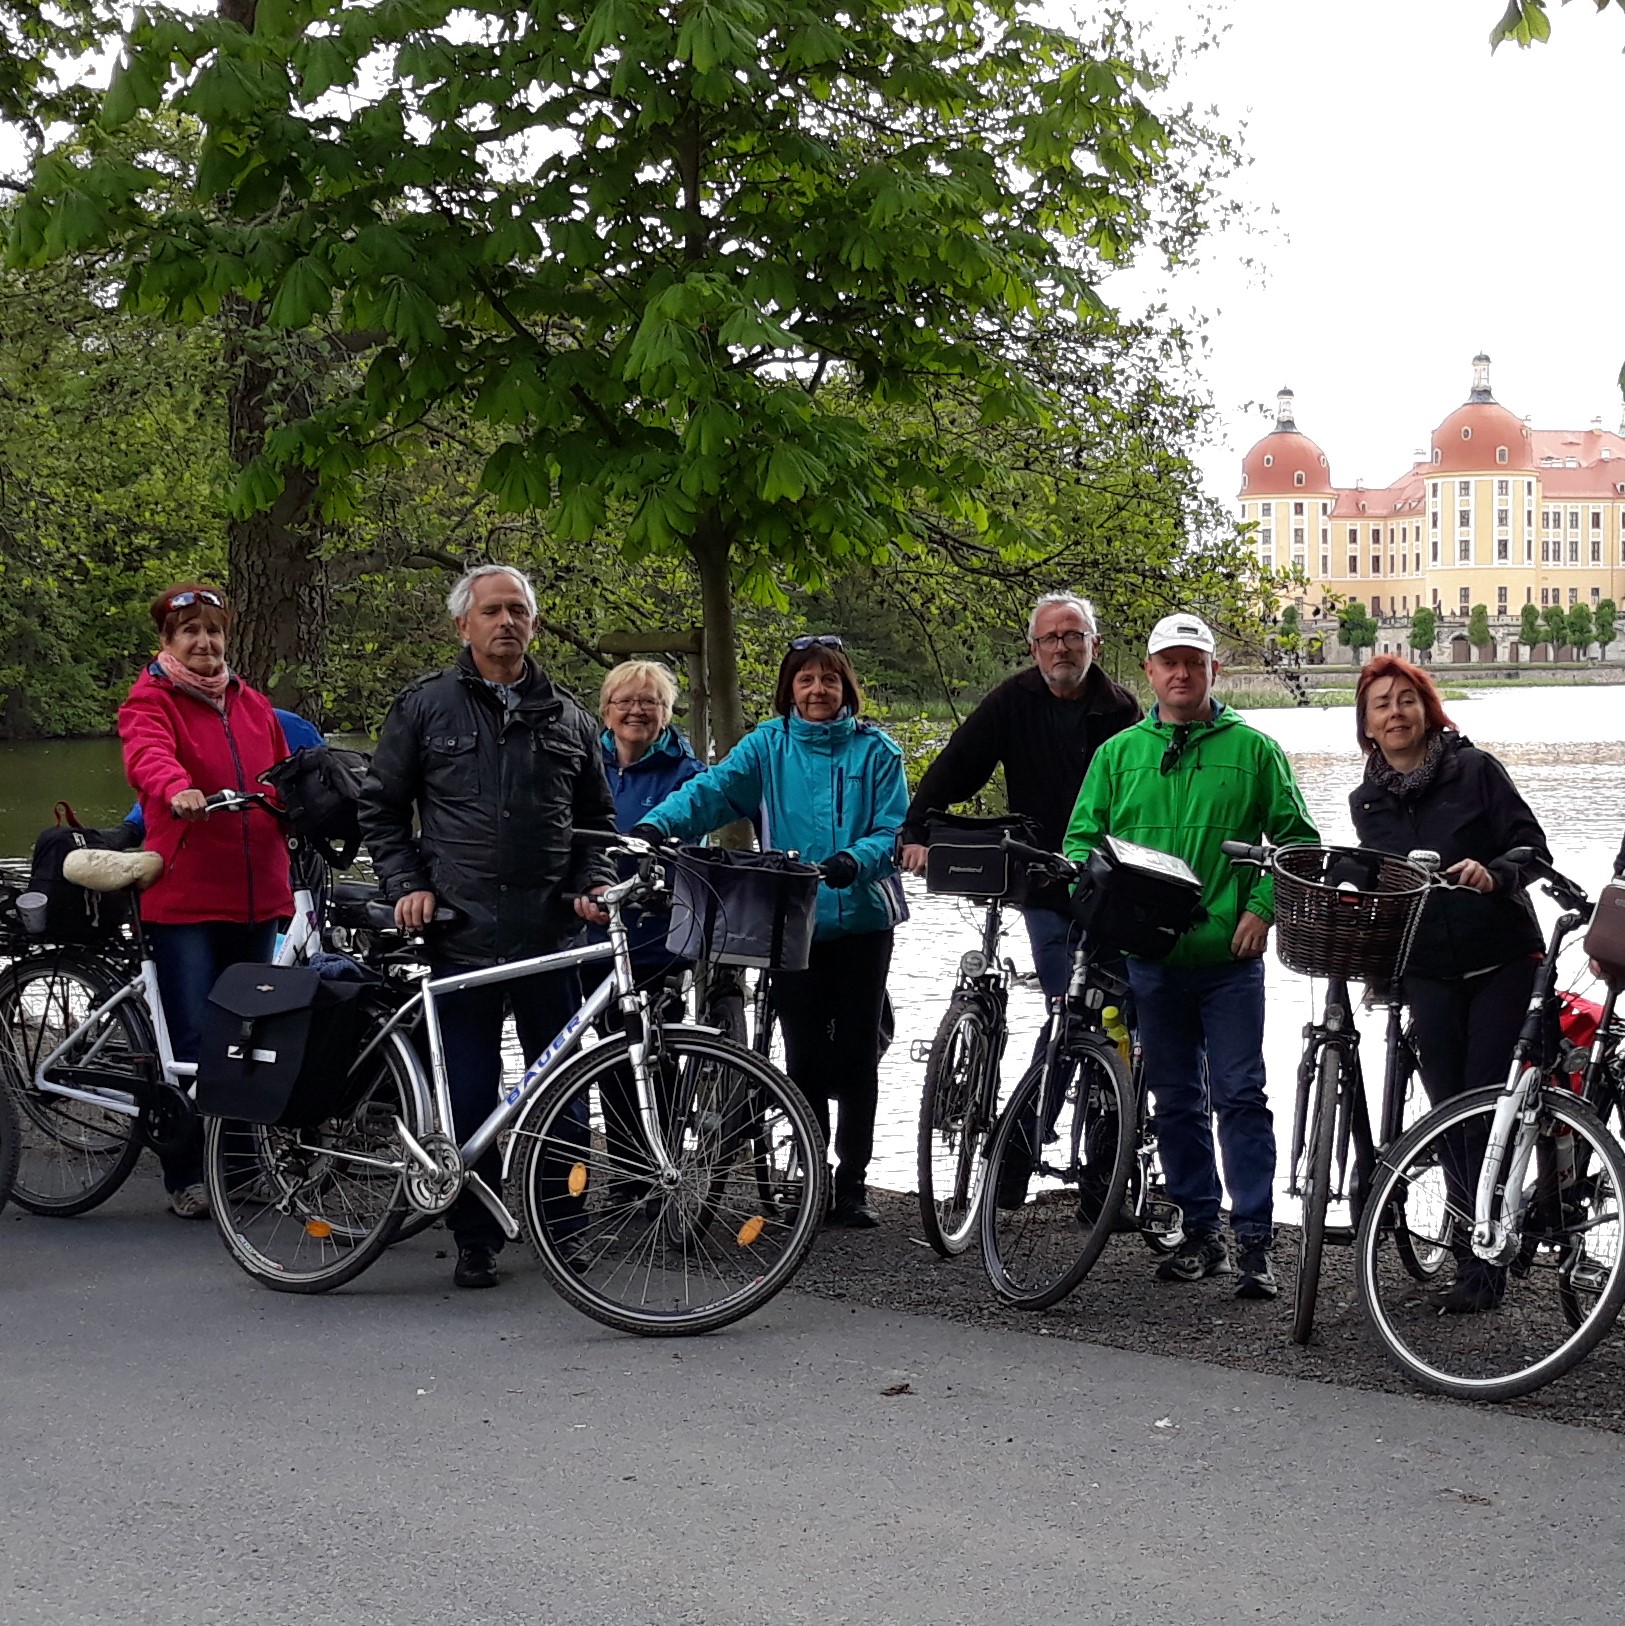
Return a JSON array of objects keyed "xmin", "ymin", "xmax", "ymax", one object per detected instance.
[
  {"xmin": 818, "ymin": 852, "xmax": 860, "ymax": 889},
  {"xmin": 628, "ymin": 823, "xmax": 665, "ymax": 845}
]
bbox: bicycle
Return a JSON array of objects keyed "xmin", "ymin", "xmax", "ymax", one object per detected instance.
[
  {"xmin": 204, "ymin": 833, "xmax": 828, "ymax": 1335},
  {"xmin": 976, "ymin": 838, "xmax": 1183, "ymax": 1309},
  {"xmin": 1219, "ymin": 840, "xmax": 1452, "ymax": 1345},
  {"xmin": 0, "ymin": 790, "xmax": 327, "ymax": 1218},
  {"xmin": 1354, "ymin": 854, "xmax": 1625, "ymax": 1400}
]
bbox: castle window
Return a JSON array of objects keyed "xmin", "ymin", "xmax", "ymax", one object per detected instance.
[
  {"xmin": 1294, "ymin": 471, "xmax": 1305, "ymax": 487},
  {"xmin": 1496, "ymin": 447, "xmax": 1508, "ymax": 464},
  {"xmin": 1263, "ymin": 454, "xmax": 1273, "ymax": 467},
  {"xmin": 1461, "ymin": 426, "xmax": 1472, "ymax": 441}
]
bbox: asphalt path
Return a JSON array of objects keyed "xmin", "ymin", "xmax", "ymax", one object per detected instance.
[{"xmin": 5, "ymin": 1171, "xmax": 1623, "ymax": 1626}]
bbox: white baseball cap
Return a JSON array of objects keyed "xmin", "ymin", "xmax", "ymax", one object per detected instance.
[{"xmin": 1146, "ymin": 612, "xmax": 1217, "ymax": 657}]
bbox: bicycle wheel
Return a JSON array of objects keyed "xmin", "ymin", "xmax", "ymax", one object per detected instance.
[
  {"xmin": 917, "ymin": 995, "xmax": 998, "ymax": 1258},
  {"xmin": 1292, "ymin": 1044, "xmax": 1342, "ymax": 1346},
  {"xmin": 979, "ymin": 1040, "xmax": 1134, "ymax": 1310},
  {"xmin": 204, "ymin": 1026, "xmax": 418, "ymax": 1292},
  {"xmin": 1355, "ymin": 1084, "xmax": 1625, "ymax": 1401},
  {"xmin": 517, "ymin": 1027, "xmax": 826, "ymax": 1335},
  {"xmin": 0, "ymin": 953, "xmax": 146, "ymax": 1216},
  {"xmin": 0, "ymin": 1054, "xmax": 18, "ymax": 1214}
]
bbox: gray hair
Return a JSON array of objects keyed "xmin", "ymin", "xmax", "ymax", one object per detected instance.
[
  {"xmin": 600, "ymin": 659, "xmax": 679, "ymax": 720},
  {"xmin": 446, "ymin": 563, "xmax": 538, "ymax": 621},
  {"xmin": 1027, "ymin": 591, "xmax": 1099, "ymax": 641}
]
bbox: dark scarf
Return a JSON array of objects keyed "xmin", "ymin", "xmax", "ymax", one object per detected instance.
[{"xmin": 1364, "ymin": 727, "xmax": 1448, "ymax": 800}]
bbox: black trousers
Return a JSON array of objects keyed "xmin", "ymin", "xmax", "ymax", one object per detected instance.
[
  {"xmin": 1406, "ymin": 956, "xmax": 1539, "ymax": 1245},
  {"xmin": 772, "ymin": 929, "xmax": 894, "ymax": 1197}
]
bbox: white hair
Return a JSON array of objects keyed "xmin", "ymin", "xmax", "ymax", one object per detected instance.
[
  {"xmin": 447, "ymin": 563, "xmax": 538, "ymax": 621},
  {"xmin": 1027, "ymin": 592, "xmax": 1099, "ymax": 641}
]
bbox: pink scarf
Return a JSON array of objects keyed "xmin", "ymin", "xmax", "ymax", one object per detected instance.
[{"xmin": 156, "ymin": 647, "xmax": 233, "ymax": 705}]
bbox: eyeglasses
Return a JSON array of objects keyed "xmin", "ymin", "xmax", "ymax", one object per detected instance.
[
  {"xmin": 164, "ymin": 589, "xmax": 225, "ymax": 613},
  {"xmin": 1160, "ymin": 722, "xmax": 1194, "ymax": 776},
  {"xmin": 1032, "ymin": 630, "xmax": 1094, "ymax": 651},
  {"xmin": 607, "ymin": 697, "xmax": 662, "ymax": 713},
  {"xmin": 789, "ymin": 634, "xmax": 845, "ymax": 652}
]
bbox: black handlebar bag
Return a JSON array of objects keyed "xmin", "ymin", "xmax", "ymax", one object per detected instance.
[
  {"xmin": 665, "ymin": 848, "xmax": 821, "ymax": 970},
  {"xmin": 197, "ymin": 964, "xmax": 369, "ymax": 1127},
  {"xmin": 923, "ymin": 812, "xmax": 1041, "ymax": 903},
  {"xmin": 1070, "ymin": 835, "xmax": 1205, "ymax": 961},
  {"xmin": 260, "ymin": 746, "xmax": 370, "ymax": 869}
]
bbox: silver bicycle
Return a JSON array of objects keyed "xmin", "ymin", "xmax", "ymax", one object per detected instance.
[{"xmin": 203, "ymin": 834, "xmax": 829, "ymax": 1336}]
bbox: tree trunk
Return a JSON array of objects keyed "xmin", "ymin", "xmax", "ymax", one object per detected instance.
[
  {"xmin": 690, "ymin": 523, "xmax": 744, "ymax": 754},
  {"xmin": 222, "ymin": 303, "xmax": 327, "ymax": 715}
]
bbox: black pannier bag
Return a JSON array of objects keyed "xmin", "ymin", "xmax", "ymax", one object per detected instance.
[
  {"xmin": 665, "ymin": 847, "xmax": 821, "ymax": 971},
  {"xmin": 924, "ymin": 812, "xmax": 1042, "ymax": 903},
  {"xmin": 196, "ymin": 964, "xmax": 369, "ymax": 1128},
  {"xmin": 27, "ymin": 802, "xmax": 144, "ymax": 945},
  {"xmin": 1070, "ymin": 835, "xmax": 1205, "ymax": 961},
  {"xmin": 260, "ymin": 745, "xmax": 370, "ymax": 868}
]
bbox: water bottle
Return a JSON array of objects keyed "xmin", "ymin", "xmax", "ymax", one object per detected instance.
[{"xmin": 1102, "ymin": 1005, "xmax": 1132, "ymax": 1066}]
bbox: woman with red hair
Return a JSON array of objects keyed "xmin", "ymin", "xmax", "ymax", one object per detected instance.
[{"xmin": 1349, "ymin": 654, "xmax": 1549, "ymax": 1312}]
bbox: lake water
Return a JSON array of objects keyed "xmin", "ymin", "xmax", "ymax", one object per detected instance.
[{"xmin": 3, "ymin": 687, "xmax": 1623, "ymax": 1211}]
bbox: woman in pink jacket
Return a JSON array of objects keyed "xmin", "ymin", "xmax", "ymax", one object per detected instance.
[{"xmin": 119, "ymin": 583, "xmax": 293, "ymax": 1218}]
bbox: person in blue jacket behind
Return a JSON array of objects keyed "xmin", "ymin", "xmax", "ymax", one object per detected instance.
[
  {"xmin": 595, "ymin": 659, "xmax": 705, "ymax": 979},
  {"xmin": 634, "ymin": 635, "xmax": 908, "ymax": 1228}
]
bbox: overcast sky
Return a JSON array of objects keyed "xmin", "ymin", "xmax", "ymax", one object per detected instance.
[{"xmin": 1112, "ymin": 0, "xmax": 1625, "ymax": 505}]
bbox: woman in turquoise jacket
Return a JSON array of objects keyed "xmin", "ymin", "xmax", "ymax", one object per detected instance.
[{"xmin": 635, "ymin": 636, "xmax": 908, "ymax": 1228}]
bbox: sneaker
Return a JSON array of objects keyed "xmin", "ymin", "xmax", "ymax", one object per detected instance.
[
  {"xmin": 1234, "ymin": 1244, "xmax": 1279, "ymax": 1300},
  {"xmin": 1155, "ymin": 1231, "xmax": 1231, "ymax": 1282},
  {"xmin": 453, "ymin": 1245, "xmax": 500, "ymax": 1289},
  {"xmin": 829, "ymin": 1186, "xmax": 880, "ymax": 1229},
  {"xmin": 168, "ymin": 1183, "xmax": 210, "ymax": 1220}
]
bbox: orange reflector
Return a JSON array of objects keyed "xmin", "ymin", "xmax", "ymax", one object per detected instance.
[
  {"xmin": 305, "ymin": 1219, "xmax": 333, "ymax": 1240},
  {"xmin": 737, "ymin": 1215, "xmax": 765, "ymax": 1247},
  {"xmin": 568, "ymin": 1163, "xmax": 588, "ymax": 1196}
]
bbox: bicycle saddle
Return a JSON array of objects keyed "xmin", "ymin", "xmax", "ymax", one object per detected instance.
[{"xmin": 62, "ymin": 848, "xmax": 164, "ymax": 892}]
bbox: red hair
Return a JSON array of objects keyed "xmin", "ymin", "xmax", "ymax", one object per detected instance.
[{"xmin": 1354, "ymin": 654, "xmax": 1456, "ymax": 755}]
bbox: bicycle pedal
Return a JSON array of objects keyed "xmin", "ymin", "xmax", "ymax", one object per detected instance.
[
  {"xmin": 909, "ymin": 1040, "xmax": 932, "ymax": 1065},
  {"xmin": 1321, "ymin": 1223, "xmax": 1356, "ymax": 1246},
  {"xmin": 1142, "ymin": 1197, "xmax": 1183, "ymax": 1237}
]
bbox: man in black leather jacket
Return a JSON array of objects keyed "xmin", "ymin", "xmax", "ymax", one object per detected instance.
[{"xmin": 360, "ymin": 565, "xmax": 617, "ymax": 1289}]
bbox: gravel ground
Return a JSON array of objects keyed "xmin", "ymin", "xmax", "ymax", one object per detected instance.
[{"xmin": 797, "ymin": 1187, "xmax": 1625, "ymax": 1434}]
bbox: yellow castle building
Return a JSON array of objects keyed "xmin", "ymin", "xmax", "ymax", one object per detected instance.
[{"xmin": 1238, "ymin": 356, "xmax": 1625, "ymax": 657}]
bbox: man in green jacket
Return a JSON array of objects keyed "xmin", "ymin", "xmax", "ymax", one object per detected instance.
[{"xmin": 1065, "ymin": 613, "xmax": 1318, "ymax": 1300}]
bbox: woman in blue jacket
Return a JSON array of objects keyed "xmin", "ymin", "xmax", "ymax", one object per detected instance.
[{"xmin": 636, "ymin": 636, "xmax": 908, "ymax": 1227}]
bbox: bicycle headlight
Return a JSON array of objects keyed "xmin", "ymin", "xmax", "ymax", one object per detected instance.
[{"xmin": 959, "ymin": 950, "xmax": 989, "ymax": 978}]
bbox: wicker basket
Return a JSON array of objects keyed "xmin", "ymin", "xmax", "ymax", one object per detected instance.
[{"xmin": 1270, "ymin": 844, "xmax": 1432, "ymax": 981}]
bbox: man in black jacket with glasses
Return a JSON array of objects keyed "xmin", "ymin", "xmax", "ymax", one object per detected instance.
[{"xmin": 899, "ymin": 592, "xmax": 1141, "ymax": 1002}]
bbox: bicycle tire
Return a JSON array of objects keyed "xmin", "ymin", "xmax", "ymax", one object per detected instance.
[
  {"xmin": 517, "ymin": 1026, "xmax": 826, "ymax": 1335},
  {"xmin": 979, "ymin": 1039, "xmax": 1135, "ymax": 1310},
  {"xmin": 1355, "ymin": 1083, "xmax": 1625, "ymax": 1401},
  {"xmin": 1380, "ymin": 1023, "xmax": 1450, "ymax": 1282},
  {"xmin": 0, "ymin": 953, "xmax": 146, "ymax": 1216},
  {"xmin": 1292, "ymin": 1044, "xmax": 1342, "ymax": 1346},
  {"xmin": 203, "ymin": 1026, "xmax": 419, "ymax": 1293},
  {"xmin": 917, "ymin": 995, "xmax": 998, "ymax": 1258},
  {"xmin": 0, "ymin": 1053, "xmax": 18, "ymax": 1214}
]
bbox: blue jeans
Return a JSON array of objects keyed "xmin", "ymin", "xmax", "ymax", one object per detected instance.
[
  {"xmin": 1126, "ymin": 955, "xmax": 1274, "ymax": 1248},
  {"xmin": 1022, "ymin": 907, "xmax": 1081, "ymax": 1004},
  {"xmin": 430, "ymin": 961, "xmax": 585, "ymax": 1254},
  {"xmin": 147, "ymin": 919, "xmax": 278, "ymax": 1191}
]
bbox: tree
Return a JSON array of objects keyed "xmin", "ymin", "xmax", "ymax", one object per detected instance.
[
  {"xmin": 1597, "ymin": 598, "xmax": 1618, "ymax": 655},
  {"xmin": 1409, "ymin": 605, "xmax": 1437, "ymax": 656},
  {"xmin": 1492, "ymin": 0, "xmax": 1625, "ymax": 50},
  {"xmin": 1467, "ymin": 603, "xmax": 1493, "ymax": 653},
  {"xmin": 1519, "ymin": 601, "xmax": 1542, "ymax": 651},
  {"xmin": 19, "ymin": 0, "xmax": 1242, "ymax": 750},
  {"xmin": 1568, "ymin": 600, "xmax": 1594, "ymax": 656},
  {"xmin": 1339, "ymin": 603, "xmax": 1378, "ymax": 657},
  {"xmin": 1541, "ymin": 603, "xmax": 1569, "ymax": 656}
]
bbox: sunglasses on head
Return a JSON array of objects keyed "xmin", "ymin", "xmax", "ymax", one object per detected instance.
[
  {"xmin": 789, "ymin": 634, "xmax": 845, "ymax": 652},
  {"xmin": 165, "ymin": 590, "xmax": 225, "ymax": 614}
]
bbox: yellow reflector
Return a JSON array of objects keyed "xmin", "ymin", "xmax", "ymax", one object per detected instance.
[
  {"xmin": 737, "ymin": 1215, "xmax": 765, "ymax": 1247},
  {"xmin": 568, "ymin": 1163, "xmax": 588, "ymax": 1196},
  {"xmin": 305, "ymin": 1219, "xmax": 333, "ymax": 1240}
]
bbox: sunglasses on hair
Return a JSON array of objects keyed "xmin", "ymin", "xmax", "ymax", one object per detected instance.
[
  {"xmin": 164, "ymin": 590, "xmax": 225, "ymax": 613},
  {"xmin": 789, "ymin": 634, "xmax": 845, "ymax": 652}
]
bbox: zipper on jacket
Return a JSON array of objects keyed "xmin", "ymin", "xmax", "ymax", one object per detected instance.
[
  {"xmin": 835, "ymin": 766, "xmax": 845, "ymax": 824},
  {"xmin": 219, "ymin": 696, "xmax": 257, "ymax": 925}
]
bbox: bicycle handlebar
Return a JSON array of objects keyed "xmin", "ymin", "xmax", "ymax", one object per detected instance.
[{"xmin": 999, "ymin": 833, "xmax": 1083, "ymax": 883}]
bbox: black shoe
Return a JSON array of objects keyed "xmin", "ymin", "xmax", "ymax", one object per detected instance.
[
  {"xmin": 1430, "ymin": 1258, "xmax": 1505, "ymax": 1314},
  {"xmin": 1234, "ymin": 1244, "xmax": 1279, "ymax": 1300},
  {"xmin": 453, "ymin": 1245, "xmax": 499, "ymax": 1289},
  {"xmin": 830, "ymin": 1187, "xmax": 880, "ymax": 1229},
  {"xmin": 1155, "ymin": 1231, "xmax": 1231, "ymax": 1282}
]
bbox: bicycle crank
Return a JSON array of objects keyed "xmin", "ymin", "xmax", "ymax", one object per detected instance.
[{"xmin": 401, "ymin": 1131, "xmax": 464, "ymax": 1213}]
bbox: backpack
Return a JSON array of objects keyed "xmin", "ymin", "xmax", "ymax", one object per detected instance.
[
  {"xmin": 260, "ymin": 745, "xmax": 370, "ymax": 869},
  {"xmin": 26, "ymin": 802, "xmax": 144, "ymax": 945}
]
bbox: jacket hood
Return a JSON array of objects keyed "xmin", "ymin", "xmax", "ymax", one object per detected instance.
[
  {"xmin": 599, "ymin": 725, "xmax": 699, "ymax": 771},
  {"xmin": 1138, "ymin": 700, "xmax": 1236, "ymax": 737},
  {"xmin": 781, "ymin": 711, "xmax": 857, "ymax": 752}
]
